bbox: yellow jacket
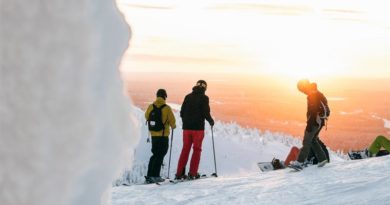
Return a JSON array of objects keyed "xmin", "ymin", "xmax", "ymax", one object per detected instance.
[{"xmin": 145, "ymin": 97, "xmax": 176, "ymax": 137}]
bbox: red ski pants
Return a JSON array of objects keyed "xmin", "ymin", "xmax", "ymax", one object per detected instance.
[{"xmin": 176, "ymin": 130, "xmax": 205, "ymax": 177}]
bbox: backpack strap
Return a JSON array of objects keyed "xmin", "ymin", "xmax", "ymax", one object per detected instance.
[
  {"xmin": 160, "ymin": 104, "xmax": 168, "ymax": 137},
  {"xmin": 319, "ymin": 100, "xmax": 329, "ymax": 130}
]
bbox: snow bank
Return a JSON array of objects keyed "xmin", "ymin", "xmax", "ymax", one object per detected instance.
[
  {"xmin": 115, "ymin": 108, "xmax": 344, "ymax": 185},
  {"xmin": 0, "ymin": 1, "xmax": 136, "ymax": 205}
]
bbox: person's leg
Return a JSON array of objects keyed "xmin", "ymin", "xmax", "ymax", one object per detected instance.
[
  {"xmin": 284, "ymin": 146, "xmax": 300, "ymax": 166},
  {"xmin": 152, "ymin": 137, "xmax": 169, "ymax": 177},
  {"xmin": 368, "ymin": 135, "xmax": 390, "ymax": 155},
  {"xmin": 189, "ymin": 130, "xmax": 205, "ymax": 177},
  {"xmin": 297, "ymin": 126, "xmax": 326, "ymax": 163},
  {"xmin": 318, "ymin": 138, "xmax": 330, "ymax": 162},
  {"xmin": 310, "ymin": 137, "xmax": 327, "ymax": 166},
  {"xmin": 147, "ymin": 136, "xmax": 158, "ymax": 177},
  {"xmin": 310, "ymin": 126, "xmax": 327, "ymax": 165},
  {"xmin": 176, "ymin": 130, "xmax": 193, "ymax": 178}
]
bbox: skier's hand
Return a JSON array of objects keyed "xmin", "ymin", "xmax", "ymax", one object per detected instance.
[{"xmin": 209, "ymin": 120, "xmax": 215, "ymax": 126}]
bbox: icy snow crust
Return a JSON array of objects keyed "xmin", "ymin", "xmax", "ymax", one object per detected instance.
[{"xmin": 112, "ymin": 108, "xmax": 389, "ymax": 204}]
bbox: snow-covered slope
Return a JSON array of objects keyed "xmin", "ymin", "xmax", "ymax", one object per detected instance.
[
  {"xmin": 112, "ymin": 155, "xmax": 390, "ymax": 205},
  {"xmin": 114, "ymin": 106, "xmax": 344, "ymax": 186},
  {"xmin": 111, "ymin": 107, "xmax": 390, "ymax": 205}
]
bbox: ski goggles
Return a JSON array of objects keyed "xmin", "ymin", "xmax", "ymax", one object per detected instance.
[{"xmin": 196, "ymin": 82, "xmax": 207, "ymax": 89}]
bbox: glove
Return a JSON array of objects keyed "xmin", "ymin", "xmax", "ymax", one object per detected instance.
[{"xmin": 209, "ymin": 120, "xmax": 215, "ymax": 127}]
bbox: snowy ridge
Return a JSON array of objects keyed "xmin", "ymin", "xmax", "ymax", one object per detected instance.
[{"xmin": 114, "ymin": 107, "xmax": 345, "ymax": 186}]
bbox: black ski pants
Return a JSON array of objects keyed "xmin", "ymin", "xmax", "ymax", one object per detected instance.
[
  {"xmin": 297, "ymin": 125, "xmax": 327, "ymax": 163},
  {"xmin": 147, "ymin": 136, "xmax": 169, "ymax": 177}
]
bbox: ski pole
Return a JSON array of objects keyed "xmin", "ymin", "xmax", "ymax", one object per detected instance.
[
  {"xmin": 211, "ymin": 126, "xmax": 218, "ymax": 177},
  {"xmin": 145, "ymin": 121, "xmax": 150, "ymax": 143},
  {"xmin": 167, "ymin": 128, "xmax": 174, "ymax": 179}
]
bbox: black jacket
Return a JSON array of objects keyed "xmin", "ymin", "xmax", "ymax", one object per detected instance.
[
  {"xmin": 306, "ymin": 91, "xmax": 328, "ymax": 131},
  {"xmin": 180, "ymin": 86, "xmax": 214, "ymax": 130}
]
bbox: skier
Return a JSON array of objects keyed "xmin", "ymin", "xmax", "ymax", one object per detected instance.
[
  {"xmin": 175, "ymin": 80, "xmax": 214, "ymax": 180},
  {"xmin": 357, "ymin": 135, "xmax": 390, "ymax": 158},
  {"xmin": 290, "ymin": 79, "xmax": 329, "ymax": 170},
  {"xmin": 144, "ymin": 89, "xmax": 176, "ymax": 183}
]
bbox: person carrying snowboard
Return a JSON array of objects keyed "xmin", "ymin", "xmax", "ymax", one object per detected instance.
[
  {"xmin": 175, "ymin": 80, "xmax": 214, "ymax": 180},
  {"xmin": 145, "ymin": 89, "xmax": 176, "ymax": 183},
  {"xmin": 290, "ymin": 79, "xmax": 329, "ymax": 170}
]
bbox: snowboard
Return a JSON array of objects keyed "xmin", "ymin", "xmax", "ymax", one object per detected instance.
[
  {"xmin": 348, "ymin": 150, "xmax": 390, "ymax": 160},
  {"xmin": 287, "ymin": 164, "xmax": 303, "ymax": 171},
  {"xmin": 257, "ymin": 161, "xmax": 285, "ymax": 172}
]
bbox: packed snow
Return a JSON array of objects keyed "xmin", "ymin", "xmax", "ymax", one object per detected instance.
[
  {"xmin": 108, "ymin": 108, "xmax": 390, "ymax": 205},
  {"xmin": 112, "ymin": 156, "xmax": 390, "ymax": 205}
]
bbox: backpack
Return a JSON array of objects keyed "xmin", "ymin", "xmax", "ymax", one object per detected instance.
[{"xmin": 147, "ymin": 104, "xmax": 167, "ymax": 132}]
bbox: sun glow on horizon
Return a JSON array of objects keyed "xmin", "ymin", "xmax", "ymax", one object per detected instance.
[{"xmin": 118, "ymin": 0, "xmax": 390, "ymax": 79}]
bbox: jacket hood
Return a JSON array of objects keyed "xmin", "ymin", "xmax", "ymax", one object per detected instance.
[
  {"xmin": 192, "ymin": 86, "xmax": 206, "ymax": 94},
  {"xmin": 153, "ymin": 97, "xmax": 166, "ymax": 107}
]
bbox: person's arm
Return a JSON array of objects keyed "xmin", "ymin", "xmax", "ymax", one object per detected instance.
[
  {"xmin": 145, "ymin": 104, "xmax": 152, "ymax": 121},
  {"xmin": 203, "ymin": 96, "xmax": 214, "ymax": 126},
  {"xmin": 306, "ymin": 95, "xmax": 318, "ymax": 132},
  {"xmin": 168, "ymin": 107, "xmax": 176, "ymax": 129},
  {"xmin": 180, "ymin": 96, "xmax": 188, "ymax": 118}
]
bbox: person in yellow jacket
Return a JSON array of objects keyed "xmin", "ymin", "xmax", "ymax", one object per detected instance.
[{"xmin": 144, "ymin": 89, "xmax": 176, "ymax": 183}]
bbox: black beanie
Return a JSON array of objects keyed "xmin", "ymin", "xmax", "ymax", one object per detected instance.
[{"xmin": 156, "ymin": 89, "xmax": 167, "ymax": 99}]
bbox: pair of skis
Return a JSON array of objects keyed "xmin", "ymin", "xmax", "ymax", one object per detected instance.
[{"xmin": 144, "ymin": 174, "xmax": 211, "ymax": 185}]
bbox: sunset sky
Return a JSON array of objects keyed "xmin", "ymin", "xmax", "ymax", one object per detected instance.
[{"xmin": 117, "ymin": 0, "xmax": 390, "ymax": 79}]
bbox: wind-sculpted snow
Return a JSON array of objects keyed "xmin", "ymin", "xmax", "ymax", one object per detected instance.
[
  {"xmin": 1, "ymin": 1, "xmax": 134, "ymax": 205},
  {"xmin": 113, "ymin": 155, "xmax": 390, "ymax": 205},
  {"xmin": 115, "ymin": 108, "xmax": 344, "ymax": 186}
]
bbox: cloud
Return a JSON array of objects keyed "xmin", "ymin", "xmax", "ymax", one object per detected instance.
[
  {"xmin": 121, "ymin": 3, "xmax": 173, "ymax": 10},
  {"xmin": 339, "ymin": 109, "xmax": 363, "ymax": 115},
  {"xmin": 130, "ymin": 53, "xmax": 239, "ymax": 65},
  {"xmin": 323, "ymin": 9, "xmax": 362, "ymax": 14},
  {"xmin": 327, "ymin": 97, "xmax": 347, "ymax": 101},
  {"xmin": 210, "ymin": 3, "xmax": 312, "ymax": 16}
]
